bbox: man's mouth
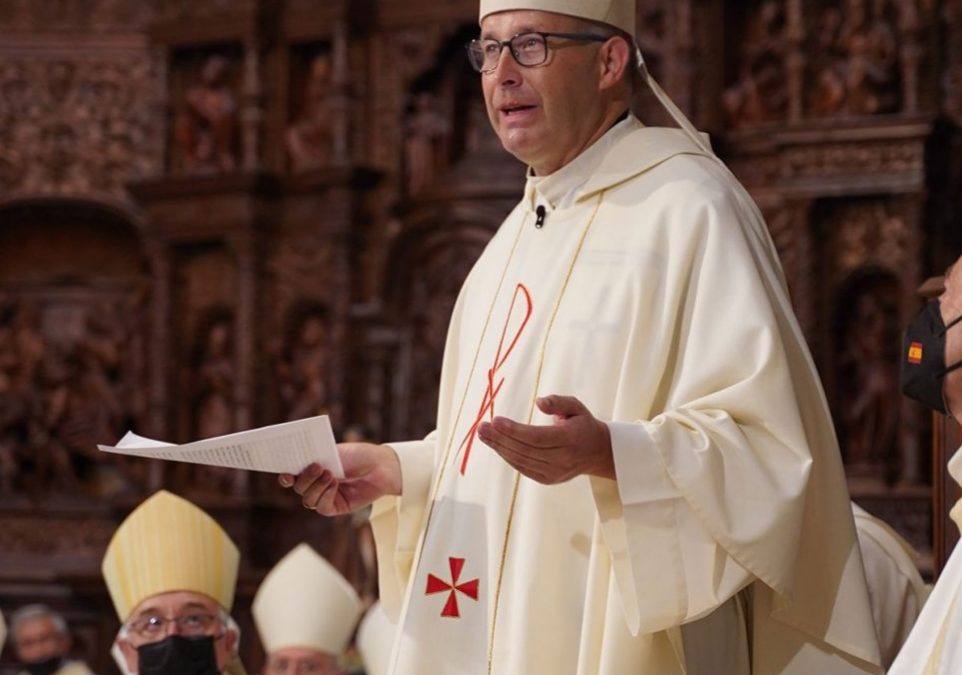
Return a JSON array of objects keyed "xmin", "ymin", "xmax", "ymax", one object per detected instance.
[{"xmin": 501, "ymin": 104, "xmax": 537, "ymax": 116}]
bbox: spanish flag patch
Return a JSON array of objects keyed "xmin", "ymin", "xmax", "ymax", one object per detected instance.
[{"xmin": 908, "ymin": 341, "xmax": 924, "ymax": 364}]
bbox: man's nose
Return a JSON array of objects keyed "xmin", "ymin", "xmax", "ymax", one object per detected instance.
[{"xmin": 491, "ymin": 46, "xmax": 521, "ymax": 85}]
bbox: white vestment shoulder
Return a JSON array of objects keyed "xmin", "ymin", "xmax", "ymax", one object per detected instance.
[
  {"xmin": 371, "ymin": 116, "xmax": 883, "ymax": 674},
  {"xmin": 852, "ymin": 502, "xmax": 929, "ymax": 669},
  {"xmin": 889, "ymin": 446, "xmax": 962, "ymax": 674}
]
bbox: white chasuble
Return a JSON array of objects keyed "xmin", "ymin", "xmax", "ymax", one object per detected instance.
[
  {"xmin": 889, "ymin": 446, "xmax": 962, "ymax": 675},
  {"xmin": 371, "ymin": 116, "xmax": 883, "ymax": 675}
]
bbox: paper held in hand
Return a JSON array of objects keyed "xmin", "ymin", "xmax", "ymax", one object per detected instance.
[{"xmin": 97, "ymin": 415, "xmax": 344, "ymax": 478}]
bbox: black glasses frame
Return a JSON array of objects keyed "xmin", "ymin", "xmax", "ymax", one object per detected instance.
[{"xmin": 465, "ymin": 31, "xmax": 609, "ymax": 73}]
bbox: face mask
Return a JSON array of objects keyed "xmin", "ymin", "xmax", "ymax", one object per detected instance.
[
  {"xmin": 24, "ymin": 657, "xmax": 66, "ymax": 675},
  {"xmin": 137, "ymin": 635, "xmax": 220, "ymax": 675},
  {"xmin": 900, "ymin": 300, "xmax": 962, "ymax": 413}
]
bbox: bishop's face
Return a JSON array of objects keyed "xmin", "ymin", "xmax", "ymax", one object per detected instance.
[
  {"xmin": 942, "ymin": 259, "xmax": 962, "ymax": 421},
  {"xmin": 479, "ymin": 10, "xmax": 610, "ymax": 175},
  {"xmin": 263, "ymin": 646, "xmax": 340, "ymax": 675},
  {"xmin": 117, "ymin": 591, "xmax": 237, "ymax": 674}
]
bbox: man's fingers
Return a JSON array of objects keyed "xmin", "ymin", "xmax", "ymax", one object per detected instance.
[
  {"xmin": 291, "ymin": 464, "xmax": 323, "ymax": 495},
  {"xmin": 485, "ymin": 417, "xmax": 561, "ymax": 448},
  {"xmin": 278, "ymin": 473, "xmax": 294, "ymax": 487},
  {"xmin": 300, "ymin": 471, "xmax": 336, "ymax": 508},
  {"xmin": 536, "ymin": 394, "xmax": 587, "ymax": 418}
]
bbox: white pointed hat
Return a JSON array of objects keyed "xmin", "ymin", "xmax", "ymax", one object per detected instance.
[
  {"xmin": 357, "ymin": 602, "xmax": 397, "ymax": 675},
  {"xmin": 253, "ymin": 543, "xmax": 362, "ymax": 656},
  {"xmin": 479, "ymin": 0, "xmax": 634, "ymax": 36},
  {"xmin": 101, "ymin": 490, "xmax": 240, "ymax": 621}
]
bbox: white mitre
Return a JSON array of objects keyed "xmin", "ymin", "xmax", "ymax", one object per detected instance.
[
  {"xmin": 253, "ymin": 543, "xmax": 362, "ymax": 656},
  {"xmin": 357, "ymin": 602, "xmax": 398, "ymax": 675},
  {"xmin": 479, "ymin": 0, "xmax": 633, "ymax": 34}
]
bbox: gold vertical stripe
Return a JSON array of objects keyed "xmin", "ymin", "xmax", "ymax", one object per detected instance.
[{"xmin": 487, "ymin": 193, "xmax": 605, "ymax": 673}]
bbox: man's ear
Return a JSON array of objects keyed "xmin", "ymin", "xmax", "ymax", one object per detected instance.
[
  {"xmin": 224, "ymin": 628, "xmax": 238, "ymax": 653},
  {"xmin": 117, "ymin": 638, "xmax": 139, "ymax": 674},
  {"xmin": 597, "ymin": 37, "xmax": 631, "ymax": 91}
]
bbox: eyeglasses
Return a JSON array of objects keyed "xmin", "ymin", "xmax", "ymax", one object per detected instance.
[
  {"xmin": 265, "ymin": 655, "xmax": 336, "ymax": 674},
  {"xmin": 126, "ymin": 612, "xmax": 221, "ymax": 641},
  {"xmin": 465, "ymin": 31, "xmax": 609, "ymax": 74}
]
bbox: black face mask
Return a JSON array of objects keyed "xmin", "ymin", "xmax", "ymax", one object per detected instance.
[
  {"xmin": 23, "ymin": 657, "xmax": 66, "ymax": 675},
  {"xmin": 900, "ymin": 300, "xmax": 962, "ymax": 413},
  {"xmin": 137, "ymin": 635, "xmax": 220, "ymax": 675}
]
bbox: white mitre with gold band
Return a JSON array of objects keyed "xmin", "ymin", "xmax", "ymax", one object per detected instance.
[
  {"xmin": 102, "ymin": 490, "xmax": 240, "ymax": 621},
  {"xmin": 479, "ymin": 0, "xmax": 633, "ymax": 34},
  {"xmin": 253, "ymin": 543, "xmax": 362, "ymax": 656}
]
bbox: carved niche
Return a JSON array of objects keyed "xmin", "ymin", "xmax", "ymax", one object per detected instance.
[
  {"xmin": 169, "ymin": 49, "xmax": 243, "ymax": 175},
  {"xmin": 812, "ymin": 197, "xmax": 922, "ymax": 483},
  {"xmin": 0, "ymin": 201, "xmax": 150, "ymax": 500},
  {"xmin": 385, "ymin": 223, "xmax": 494, "ymax": 441},
  {"xmin": 286, "ymin": 45, "xmax": 335, "ymax": 171}
]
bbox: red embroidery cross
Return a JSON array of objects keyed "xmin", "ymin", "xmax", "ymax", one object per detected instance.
[{"xmin": 425, "ymin": 557, "xmax": 479, "ymax": 618}]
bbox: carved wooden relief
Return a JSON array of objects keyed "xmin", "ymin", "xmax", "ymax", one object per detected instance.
[
  {"xmin": 0, "ymin": 203, "xmax": 150, "ymax": 500},
  {"xmin": 0, "ymin": 0, "xmax": 154, "ymax": 31},
  {"xmin": 1, "ymin": 2, "xmax": 960, "ymax": 670},
  {"xmin": 387, "ymin": 227, "xmax": 491, "ymax": 440},
  {"xmin": 723, "ymin": 0, "xmax": 933, "ymax": 130},
  {"xmin": 0, "ymin": 57, "xmax": 159, "ymax": 199}
]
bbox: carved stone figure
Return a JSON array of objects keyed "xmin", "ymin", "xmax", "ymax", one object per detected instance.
[
  {"xmin": 175, "ymin": 54, "xmax": 238, "ymax": 173},
  {"xmin": 277, "ymin": 311, "xmax": 328, "ymax": 421},
  {"xmin": 286, "ymin": 53, "xmax": 334, "ymax": 171},
  {"xmin": 194, "ymin": 316, "xmax": 235, "ymax": 439},
  {"xmin": 403, "ymin": 91, "xmax": 450, "ymax": 195},
  {"xmin": 722, "ymin": 1, "xmax": 789, "ymax": 128},
  {"xmin": 838, "ymin": 289, "xmax": 899, "ymax": 476},
  {"xmin": 810, "ymin": 0, "xmax": 900, "ymax": 116}
]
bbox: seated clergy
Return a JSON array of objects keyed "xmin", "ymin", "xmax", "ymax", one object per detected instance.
[
  {"xmin": 253, "ymin": 543, "xmax": 362, "ymax": 675},
  {"xmin": 852, "ymin": 503, "xmax": 929, "ymax": 669},
  {"xmin": 356, "ymin": 602, "xmax": 396, "ymax": 675},
  {"xmin": 889, "ymin": 255, "xmax": 962, "ymax": 673},
  {"xmin": 102, "ymin": 490, "xmax": 247, "ymax": 675},
  {"xmin": 9, "ymin": 604, "xmax": 95, "ymax": 675}
]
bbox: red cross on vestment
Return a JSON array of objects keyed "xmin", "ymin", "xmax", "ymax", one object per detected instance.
[{"xmin": 425, "ymin": 557, "xmax": 480, "ymax": 618}]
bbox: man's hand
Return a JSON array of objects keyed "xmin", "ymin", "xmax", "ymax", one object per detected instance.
[
  {"xmin": 279, "ymin": 442, "xmax": 402, "ymax": 516},
  {"xmin": 477, "ymin": 395, "xmax": 614, "ymax": 484}
]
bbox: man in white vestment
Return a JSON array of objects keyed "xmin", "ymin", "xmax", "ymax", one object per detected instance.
[
  {"xmin": 356, "ymin": 603, "xmax": 396, "ymax": 675},
  {"xmin": 103, "ymin": 490, "xmax": 248, "ymax": 675},
  {"xmin": 852, "ymin": 503, "xmax": 929, "ymax": 669},
  {"xmin": 9, "ymin": 604, "xmax": 95, "ymax": 675},
  {"xmin": 252, "ymin": 543, "xmax": 363, "ymax": 675},
  {"xmin": 889, "ymin": 255, "xmax": 962, "ymax": 674},
  {"xmin": 280, "ymin": 0, "xmax": 885, "ymax": 672}
]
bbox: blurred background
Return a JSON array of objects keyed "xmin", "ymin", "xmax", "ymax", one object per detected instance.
[{"xmin": 0, "ymin": 0, "xmax": 961, "ymax": 671}]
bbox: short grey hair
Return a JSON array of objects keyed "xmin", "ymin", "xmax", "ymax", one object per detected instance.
[
  {"xmin": 10, "ymin": 604, "xmax": 68, "ymax": 642},
  {"xmin": 573, "ymin": 17, "xmax": 639, "ymax": 90}
]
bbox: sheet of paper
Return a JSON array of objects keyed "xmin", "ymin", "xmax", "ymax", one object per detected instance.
[{"xmin": 97, "ymin": 415, "xmax": 343, "ymax": 478}]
